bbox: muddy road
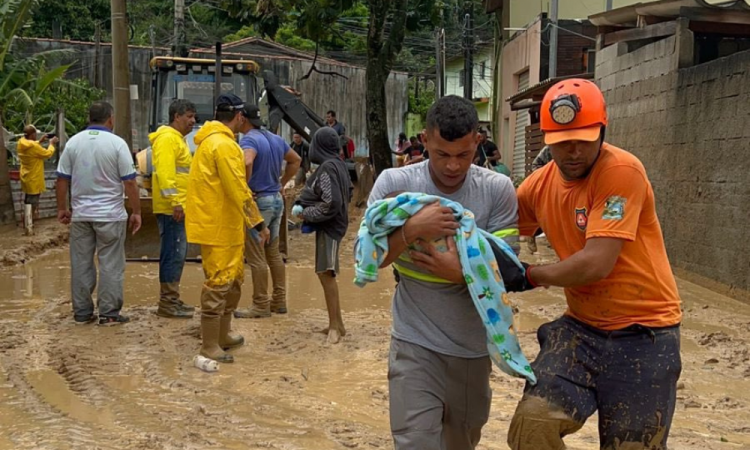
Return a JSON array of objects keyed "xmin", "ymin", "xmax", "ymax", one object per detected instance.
[{"xmin": 0, "ymin": 230, "xmax": 748, "ymax": 450}]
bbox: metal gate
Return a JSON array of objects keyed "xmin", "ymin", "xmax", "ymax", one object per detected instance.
[{"xmin": 512, "ymin": 70, "xmax": 530, "ymax": 180}]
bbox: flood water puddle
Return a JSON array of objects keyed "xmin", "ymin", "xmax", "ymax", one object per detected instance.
[{"xmin": 0, "ymin": 242, "xmax": 748, "ymax": 449}]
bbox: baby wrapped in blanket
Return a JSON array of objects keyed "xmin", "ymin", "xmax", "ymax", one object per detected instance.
[{"xmin": 354, "ymin": 191, "xmax": 537, "ymax": 384}]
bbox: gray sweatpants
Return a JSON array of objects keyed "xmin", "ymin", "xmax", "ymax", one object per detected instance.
[
  {"xmin": 70, "ymin": 221, "xmax": 127, "ymax": 319},
  {"xmin": 388, "ymin": 338, "xmax": 492, "ymax": 450}
]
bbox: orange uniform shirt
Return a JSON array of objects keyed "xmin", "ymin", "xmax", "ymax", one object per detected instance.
[{"xmin": 517, "ymin": 143, "xmax": 681, "ymax": 330}]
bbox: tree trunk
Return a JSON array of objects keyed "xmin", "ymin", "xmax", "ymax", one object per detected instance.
[
  {"xmin": 366, "ymin": 0, "xmax": 409, "ymax": 176},
  {"xmin": 0, "ymin": 115, "xmax": 16, "ymax": 225},
  {"xmin": 366, "ymin": 61, "xmax": 392, "ymax": 175}
]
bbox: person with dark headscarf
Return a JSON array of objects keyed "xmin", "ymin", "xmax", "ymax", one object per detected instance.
[{"xmin": 292, "ymin": 127, "xmax": 353, "ymax": 344}]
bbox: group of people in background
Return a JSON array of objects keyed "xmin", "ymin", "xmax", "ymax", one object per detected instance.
[
  {"xmin": 18, "ymin": 94, "xmax": 351, "ymax": 358},
  {"xmin": 16, "ymin": 77, "xmax": 681, "ymax": 450}
]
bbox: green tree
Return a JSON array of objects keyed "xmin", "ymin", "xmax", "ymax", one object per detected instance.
[
  {"xmin": 3, "ymin": 78, "xmax": 105, "ymax": 136},
  {"xmin": 221, "ymin": 0, "xmax": 441, "ymax": 175},
  {"xmin": 0, "ymin": 0, "xmax": 37, "ymax": 225},
  {"xmin": 0, "ymin": 0, "xmax": 78, "ymax": 225}
]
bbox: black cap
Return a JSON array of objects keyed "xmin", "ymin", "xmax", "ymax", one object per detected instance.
[
  {"xmin": 215, "ymin": 93, "xmax": 244, "ymax": 112},
  {"xmin": 241, "ymin": 104, "xmax": 264, "ymax": 128}
]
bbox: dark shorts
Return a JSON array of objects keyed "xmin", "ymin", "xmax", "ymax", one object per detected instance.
[
  {"xmin": 509, "ymin": 316, "xmax": 682, "ymax": 450},
  {"xmin": 315, "ymin": 231, "xmax": 340, "ymax": 275},
  {"xmin": 24, "ymin": 194, "xmax": 41, "ymax": 205}
]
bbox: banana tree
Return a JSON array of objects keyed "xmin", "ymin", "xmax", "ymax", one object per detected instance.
[{"xmin": 0, "ymin": 0, "xmax": 36, "ymax": 225}]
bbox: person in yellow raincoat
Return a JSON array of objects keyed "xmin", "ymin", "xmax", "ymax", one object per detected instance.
[
  {"xmin": 186, "ymin": 93, "xmax": 269, "ymax": 363},
  {"xmin": 17, "ymin": 125, "xmax": 58, "ymax": 220},
  {"xmin": 149, "ymin": 99, "xmax": 197, "ymax": 319}
]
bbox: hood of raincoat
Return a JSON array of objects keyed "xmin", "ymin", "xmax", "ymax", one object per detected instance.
[
  {"xmin": 310, "ymin": 127, "xmax": 341, "ymax": 165},
  {"xmin": 194, "ymin": 120, "xmax": 235, "ymax": 147},
  {"xmin": 148, "ymin": 125, "xmax": 184, "ymax": 146},
  {"xmin": 16, "ymin": 137, "xmax": 37, "ymax": 152}
]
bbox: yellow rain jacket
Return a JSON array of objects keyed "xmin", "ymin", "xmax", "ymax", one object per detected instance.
[
  {"xmin": 17, "ymin": 138, "xmax": 55, "ymax": 195},
  {"xmin": 185, "ymin": 121, "xmax": 263, "ymax": 247},
  {"xmin": 149, "ymin": 125, "xmax": 192, "ymax": 214}
]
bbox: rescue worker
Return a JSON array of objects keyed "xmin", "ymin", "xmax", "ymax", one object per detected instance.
[
  {"xmin": 509, "ymin": 79, "xmax": 682, "ymax": 449},
  {"xmin": 17, "ymin": 125, "xmax": 58, "ymax": 221},
  {"xmin": 185, "ymin": 94, "xmax": 269, "ymax": 363},
  {"xmin": 149, "ymin": 99, "xmax": 197, "ymax": 318}
]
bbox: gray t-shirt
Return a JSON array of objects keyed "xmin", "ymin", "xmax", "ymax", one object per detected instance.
[
  {"xmin": 57, "ymin": 126, "xmax": 136, "ymax": 222},
  {"xmin": 368, "ymin": 161, "xmax": 519, "ymax": 358}
]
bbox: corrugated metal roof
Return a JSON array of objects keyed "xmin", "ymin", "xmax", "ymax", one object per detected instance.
[{"xmin": 590, "ymin": 0, "xmax": 750, "ymax": 27}]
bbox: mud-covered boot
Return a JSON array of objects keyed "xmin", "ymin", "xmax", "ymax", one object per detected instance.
[
  {"xmin": 221, "ymin": 280, "xmax": 245, "ymax": 350},
  {"xmin": 219, "ymin": 314, "xmax": 245, "ymax": 350},
  {"xmin": 200, "ymin": 316, "xmax": 234, "ymax": 363},
  {"xmin": 157, "ymin": 283, "xmax": 193, "ymax": 318}
]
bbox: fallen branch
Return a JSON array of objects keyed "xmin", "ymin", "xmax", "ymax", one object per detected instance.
[{"xmin": 300, "ymin": 42, "xmax": 348, "ymax": 81}]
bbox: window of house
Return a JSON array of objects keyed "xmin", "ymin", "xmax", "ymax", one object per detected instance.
[
  {"xmin": 480, "ymin": 61, "xmax": 486, "ymax": 80},
  {"xmin": 459, "ymin": 69, "xmax": 465, "ymax": 87},
  {"xmin": 585, "ymin": 49, "xmax": 596, "ymax": 73}
]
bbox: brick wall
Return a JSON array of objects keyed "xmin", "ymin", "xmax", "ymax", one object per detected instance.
[
  {"xmin": 557, "ymin": 22, "xmax": 598, "ymax": 77},
  {"xmin": 11, "ymin": 171, "xmax": 58, "ymax": 220},
  {"xmin": 596, "ymin": 38, "xmax": 750, "ymax": 302}
]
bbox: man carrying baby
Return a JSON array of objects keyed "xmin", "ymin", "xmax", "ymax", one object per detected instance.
[{"xmin": 367, "ymin": 95, "xmax": 520, "ymax": 449}]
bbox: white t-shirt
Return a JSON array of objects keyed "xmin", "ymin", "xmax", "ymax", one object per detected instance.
[{"xmin": 56, "ymin": 126, "xmax": 136, "ymax": 222}]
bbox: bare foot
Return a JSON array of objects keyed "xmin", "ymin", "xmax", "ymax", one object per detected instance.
[
  {"xmin": 317, "ymin": 325, "xmax": 347, "ymax": 337},
  {"xmin": 326, "ymin": 328, "xmax": 342, "ymax": 345}
]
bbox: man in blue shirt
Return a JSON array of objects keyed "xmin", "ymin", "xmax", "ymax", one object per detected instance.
[{"xmin": 235, "ymin": 104, "xmax": 301, "ymax": 318}]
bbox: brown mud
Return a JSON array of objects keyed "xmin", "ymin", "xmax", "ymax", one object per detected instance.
[
  {"xmin": 0, "ymin": 229, "xmax": 748, "ymax": 449},
  {"xmin": 0, "ymin": 220, "xmax": 69, "ymax": 267}
]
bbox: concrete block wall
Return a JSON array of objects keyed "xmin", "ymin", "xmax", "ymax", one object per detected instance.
[
  {"xmin": 596, "ymin": 41, "xmax": 750, "ymax": 302},
  {"xmin": 11, "ymin": 171, "xmax": 58, "ymax": 220}
]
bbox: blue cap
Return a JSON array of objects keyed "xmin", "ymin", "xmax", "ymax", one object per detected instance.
[{"xmin": 216, "ymin": 93, "xmax": 244, "ymax": 112}]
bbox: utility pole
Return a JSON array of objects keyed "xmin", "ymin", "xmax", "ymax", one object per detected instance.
[
  {"xmin": 606, "ymin": 0, "xmax": 614, "ymax": 11},
  {"xmin": 111, "ymin": 0, "xmax": 133, "ymax": 149},
  {"xmin": 549, "ymin": 0, "xmax": 559, "ymax": 78},
  {"xmin": 435, "ymin": 28, "xmax": 445, "ymax": 98},
  {"xmin": 94, "ymin": 22, "xmax": 101, "ymax": 89},
  {"xmin": 174, "ymin": 0, "xmax": 187, "ymax": 57},
  {"xmin": 213, "ymin": 42, "xmax": 222, "ymax": 113},
  {"xmin": 463, "ymin": 1, "xmax": 474, "ymax": 100},
  {"xmin": 149, "ymin": 25, "xmax": 156, "ymax": 59}
]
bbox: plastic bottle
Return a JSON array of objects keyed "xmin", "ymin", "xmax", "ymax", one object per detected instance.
[{"xmin": 193, "ymin": 355, "xmax": 219, "ymax": 372}]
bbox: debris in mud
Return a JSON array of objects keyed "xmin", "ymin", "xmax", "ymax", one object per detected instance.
[
  {"xmin": 705, "ymin": 358, "xmax": 720, "ymax": 365},
  {"xmin": 0, "ymin": 222, "xmax": 69, "ymax": 266},
  {"xmin": 699, "ymin": 332, "xmax": 732, "ymax": 347},
  {"xmin": 712, "ymin": 397, "xmax": 743, "ymax": 410}
]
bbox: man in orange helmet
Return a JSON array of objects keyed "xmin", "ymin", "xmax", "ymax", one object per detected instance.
[{"xmin": 508, "ymin": 79, "xmax": 682, "ymax": 450}]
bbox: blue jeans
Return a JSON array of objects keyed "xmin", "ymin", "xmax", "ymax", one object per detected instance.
[
  {"xmin": 250, "ymin": 193, "xmax": 284, "ymax": 242},
  {"xmin": 157, "ymin": 214, "xmax": 187, "ymax": 284}
]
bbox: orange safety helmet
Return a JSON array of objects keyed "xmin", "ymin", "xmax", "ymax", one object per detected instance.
[{"xmin": 540, "ymin": 78, "xmax": 608, "ymax": 145}]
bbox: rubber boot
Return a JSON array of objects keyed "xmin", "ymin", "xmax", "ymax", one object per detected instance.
[
  {"xmin": 199, "ymin": 284, "xmax": 233, "ymax": 363},
  {"xmin": 157, "ymin": 282, "xmax": 193, "ymax": 318},
  {"xmin": 200, "ymin": 316, "xmax": 234, "ymax": 363},
  {"xmin": 220, "ymin": 280, "xmax": 245, "ymax": 351}
]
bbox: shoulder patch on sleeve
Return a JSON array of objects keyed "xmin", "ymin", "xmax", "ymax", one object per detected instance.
[{"xmin": 602, "ymin": 196, "xmax": 627, "ymax": 220}]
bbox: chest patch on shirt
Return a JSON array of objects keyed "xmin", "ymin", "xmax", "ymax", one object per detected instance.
[
  {"xmin": 575, "ymin": 207, "xmax": 588, "ymax": 231},
  {"xmin": 603, "ymin": 196, "xmax": 626, "ymax": 220}
]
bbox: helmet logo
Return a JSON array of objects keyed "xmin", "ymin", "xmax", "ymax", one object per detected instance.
[{"xmin": 550, "ymin": 94, "xmax": 581, "ymax": 125}]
